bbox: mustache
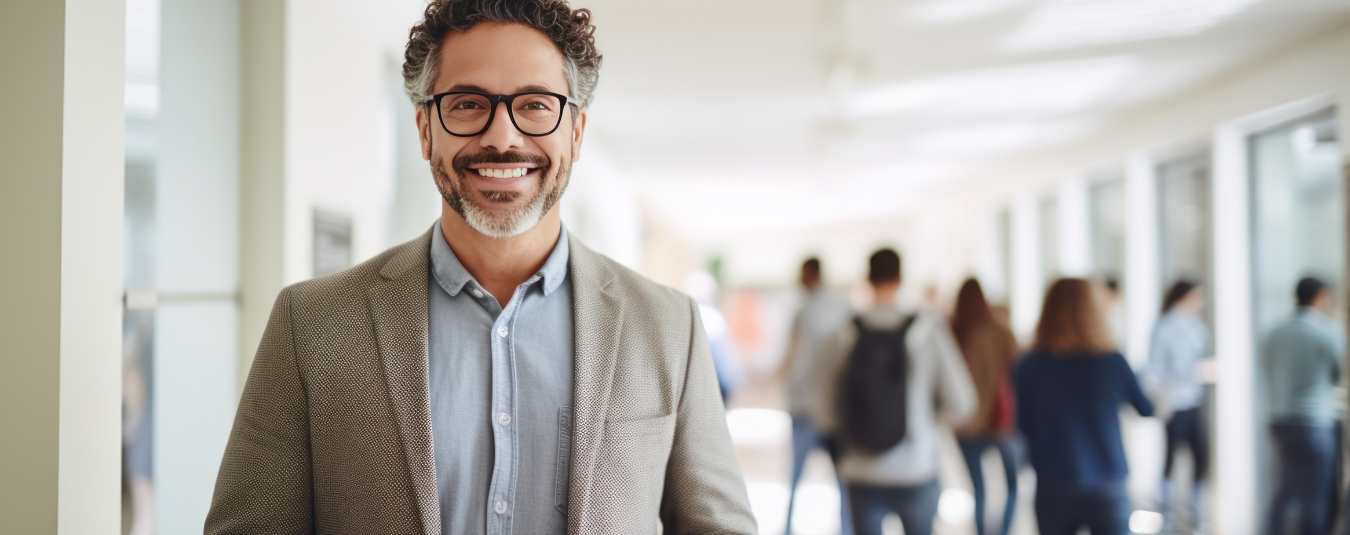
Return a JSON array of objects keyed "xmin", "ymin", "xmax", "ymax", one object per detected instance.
[{"xmin": 452, "ymin": 151, "xmax": 550, "ymax": 170}]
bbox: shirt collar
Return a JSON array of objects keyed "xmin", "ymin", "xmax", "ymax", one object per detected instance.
[{"xmin": 429, "ymin": 223, "xmax": 570, "ymax": 297}]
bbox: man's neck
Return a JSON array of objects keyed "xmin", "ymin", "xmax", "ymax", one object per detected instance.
[{"xmin": 439, "ymin": 203, "xmax": 562, "ymax": 307}]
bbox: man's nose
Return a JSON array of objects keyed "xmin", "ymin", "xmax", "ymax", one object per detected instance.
[{"xmin": 479, "ymin": 101, "xmax": 525, "ymax": 152}]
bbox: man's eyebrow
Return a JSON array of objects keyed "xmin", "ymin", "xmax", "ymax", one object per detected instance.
[
  {"xmin": 515, "ymin": 84, "xmax": 563, "ymax": 94},
  {"xmin": 445, "ymin": 83, "xmax": 490, "ymax": 93},
  {"xmin": 439, "ymin": 83, "xmax": 567, "ymax": 95}
]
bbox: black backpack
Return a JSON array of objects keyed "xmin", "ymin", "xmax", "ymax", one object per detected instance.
[{"xmin": 837, "ymin": 315, "xmax": 917, "ymax": 454}]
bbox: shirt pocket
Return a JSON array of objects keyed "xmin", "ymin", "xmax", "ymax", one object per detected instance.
[{"xmin": 555, "ymin": 406, "xmax": 572, "ymax": 515}]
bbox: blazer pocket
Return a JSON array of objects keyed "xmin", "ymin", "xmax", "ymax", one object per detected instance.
[
  {"xmin": 596, "ymin": 413, "xmax": 679, "ymax": 533},
  {"xmin": 604, "ymin": 412, "xmax": 677, "ymax": 439}
]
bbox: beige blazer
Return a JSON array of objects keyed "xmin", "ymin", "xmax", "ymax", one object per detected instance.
[{"xmin": 205, "ymin": 230, "xmax": 757, "ymax": 535}]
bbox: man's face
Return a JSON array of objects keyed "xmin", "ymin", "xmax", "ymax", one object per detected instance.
[{"xmin": 417, "ymin": 23, "xmax": 587, "ymax": 238}]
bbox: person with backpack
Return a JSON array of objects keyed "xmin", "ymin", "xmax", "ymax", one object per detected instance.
[
  {"xmin": 1015, "ymin": 278, "xmax": 1154, "ymax": 535},
  {"xmin": 951, "ymin": 278, "xmax": 1022, "ymax": 535},
  {"xmin": 821, "ymin": 248, "xmax": 977, "ymax": 535}
]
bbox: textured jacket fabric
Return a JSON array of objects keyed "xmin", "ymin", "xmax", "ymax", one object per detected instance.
[{"xmin": 205, "ymin": 229, "xmax": 757, "ymax": 535}]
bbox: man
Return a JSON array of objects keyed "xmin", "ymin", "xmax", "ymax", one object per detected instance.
[
  {"xmin": 1264, "ymin": 277, "xmax": 1346, "ymax": 535},
  {"xmin": 820, "ymin": 249, "xmax": 976, "ymax": 535},
  {"xmin": 777, "ymin": 258, "xmax": 854, "ymax": 535},
  {"xmin": 205, "ymin": 1, "xmax": 756, "ymax": 534}
]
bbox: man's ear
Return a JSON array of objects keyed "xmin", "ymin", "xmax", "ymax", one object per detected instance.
[
  {"xmin": 416, "ymin": 105, "xmax": 433, "ymax": 160},
  {"xmin": 570, "ymin": 108, "xmax": 588, "ymax": 161}
]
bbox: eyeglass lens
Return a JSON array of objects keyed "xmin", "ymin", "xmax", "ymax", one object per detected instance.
[{"xmin": 439, "ymin": 93, "xmax": 564, "ymax": 136}]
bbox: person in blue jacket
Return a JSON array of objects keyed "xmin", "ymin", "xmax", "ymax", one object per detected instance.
[{"xmin": 1015, "ymin": 278, "xmax": 1154, "ymax": 535}]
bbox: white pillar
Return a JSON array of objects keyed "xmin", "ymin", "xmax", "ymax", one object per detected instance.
[
  {"xmin": 1124, "ymin": 152, "xmax": 1160, "ymax": 366},
  {"xmin": 238, "ymin": 0, "xmax": 288, "ymax": 379},
  {"xmin": 1212, "ymin": 122, "xmax": 1259, "ymax": 535},
  {"xmin": 0, "ymin": 1, "xmax": 126, "ymax": 533},
  {"xmin": 975, "ymin": 211, "xmax": 1009, "ymax": 303},
  {"xmin": 1058, "ymin": 173, "xmax": 1093, "ymax": 277},
  {"xmin": 1011, "ymin": 193, "xmax": 1043, "ymax": 342}
]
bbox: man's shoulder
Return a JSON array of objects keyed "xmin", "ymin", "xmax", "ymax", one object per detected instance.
[
  {"xmin": 569, "ymin": 237, "xmax": 693, "ymax": 320},
  {"xmin": 282, "ymin": 230, "xmax": 431, "ymax": 305}
]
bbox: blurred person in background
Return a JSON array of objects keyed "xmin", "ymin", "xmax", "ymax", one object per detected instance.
[
  {"xmin": 951, "ymin": 278, "xmax": 1022, "ymax": 535},
  {"xmin": 685, "ymin": 270, "xmax": 745, "ymax": 403},
  {"xmin": 823, "ymin": 249, "xmax": 976, "ymax": 535},
  {"xmin": 777, "ymin": 257, "xmax": 855, "ymax": 535},
  {"xmin": 1015, "ymin": 278, "xmax": 1154, "ymax": 535},
  {"xmin": 1146, "ymin": 279, "xmax": 1211, "ymax": 533},
  {"xmin": 1263, "ymin": 277, "xmax": 1346, "ymax": 535},
  {"xmin": 205, "ymin": 1, "xmax": 757, "ymax": 533}
]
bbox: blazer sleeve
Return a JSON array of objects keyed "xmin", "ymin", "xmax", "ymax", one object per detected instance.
[
  {"xmin": 658, "ymin": 298, "xmax": 758, "ymax": 535},
  {"xmin": 205, "ymin": 288, "xmax": 314, "ymax": 535}
]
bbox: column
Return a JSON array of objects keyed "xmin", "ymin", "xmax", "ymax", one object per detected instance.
[{"xmin": 0, "ymin": 1, "xmax": 126, "ymax": 533}]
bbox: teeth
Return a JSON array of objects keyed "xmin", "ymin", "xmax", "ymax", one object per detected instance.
[{"xmin": 475, "ymin": 168, "xmax": 530, "ymax": 178}]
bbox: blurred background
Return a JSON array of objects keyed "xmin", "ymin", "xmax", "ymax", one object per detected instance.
[{"xmin": 13, "ymin": 0, "xmax": 1350, "ymax": 533}]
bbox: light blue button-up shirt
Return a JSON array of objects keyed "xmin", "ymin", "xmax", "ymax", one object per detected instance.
[
  {"xmin": 1146, "ymin": 310, "xmax": 1210, "ymax": 412},
  {"xmin": 1263, "ymin": 307, "xmax": 1347, "ymax": 427},
  {"xmin": 427, "ymin": 223, "xmax": 573, "ymax": 535}
]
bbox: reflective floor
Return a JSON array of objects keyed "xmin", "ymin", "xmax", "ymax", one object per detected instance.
[{"xmin": 727, "ymin": 376, "xmax": 1042, "ymax": 535}]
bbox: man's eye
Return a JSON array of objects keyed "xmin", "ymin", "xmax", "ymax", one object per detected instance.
[{"xmin": 453, "ymin": 101, "xmax": 483, "ymax": 110}]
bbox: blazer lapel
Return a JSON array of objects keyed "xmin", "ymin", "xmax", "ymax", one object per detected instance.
[
  {"xmin": 565, "ymin": 236, "xmax": 622, "ymax": 534},
  {"xmin": 368, "ymin": 230, "xmax": 440, "ymax": 535}
]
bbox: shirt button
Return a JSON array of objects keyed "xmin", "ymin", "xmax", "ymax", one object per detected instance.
[
  {"xmin": 497, "ymin": 326, "xmax": 509, "ymax": 337},
  {"xmin": 499, "ymin": 413, "xmax": 511, "ymax": 426},
  {"xmin": 495, "ymin": 500, "xmax": 507, "ymax": 514},
  {"xmin": 470, "ymin": 288, "xmax": 483, "ymax": 298}
]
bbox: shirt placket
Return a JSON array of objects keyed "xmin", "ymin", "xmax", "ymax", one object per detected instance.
[{"xmin": 485, "ymin": 275, "xmax": 540, "ymax": 535}]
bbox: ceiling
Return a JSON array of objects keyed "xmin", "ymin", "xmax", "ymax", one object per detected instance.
[{"xmin": 566, "ymin": 0, "xmax": 1350, "ymax": 241}]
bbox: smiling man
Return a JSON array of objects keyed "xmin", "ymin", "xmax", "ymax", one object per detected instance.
[{"xmin": 204, "ymin": 1, "xmax": 756, "ymax": 534}]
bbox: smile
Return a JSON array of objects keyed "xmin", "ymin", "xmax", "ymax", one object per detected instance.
[{"xmin": 474, "ymin": 167, "xmax": 533, "ymax": 178}]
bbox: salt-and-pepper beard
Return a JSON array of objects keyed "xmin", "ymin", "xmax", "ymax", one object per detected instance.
[{"xmin": 432, "ymin": 150, "xmax": 570, "ymax": 239}]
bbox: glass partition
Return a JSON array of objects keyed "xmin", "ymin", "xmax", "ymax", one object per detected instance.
[
  {"xmin": 1158, "ymin": 152, "xmax": 1215, "ymax": 331},
  {"xmin": 1250, "ymin": 110, "xmax": 1345, "ymax": 339},
  {"xmin": 1090, "ymin": 177, "xmax": 1127, "ymax": 282},
  {"xmin": 1249, "ymin": 108, "xmax": 1345, "ymax": 527}
]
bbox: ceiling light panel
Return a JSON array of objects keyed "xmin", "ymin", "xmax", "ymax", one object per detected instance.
[
  {"xmin": 1005, "ymin": 0, "xmax": 1262, "ymax": 52},
  {"xmin": 910, "ymin": 0, "xmax": 1031, "ymax": 23},
  {"xmin": 847, "ymin": 56, "xmax": 1137, "ymax": 119}
]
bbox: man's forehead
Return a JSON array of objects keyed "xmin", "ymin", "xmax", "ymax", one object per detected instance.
[{"xmin": 434, "ymin": 22, "xmax": 569, "ymax": 94}]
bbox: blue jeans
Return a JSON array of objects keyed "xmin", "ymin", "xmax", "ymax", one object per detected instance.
[
  {"xmin": 1267, "ymin": 423, "xmax": 1336, "ymax": 535},
  {"xmin": 1034, "ymin": 481, "xmax": 1131, "ymax": 535},
  {"xmin": 848, "ymin": 479, "xmax": 941, "ymax": 535},
  {"xmin": 958, "ymin": 435, "xmax": 1020, "ymax": 535},
  {"xmin": 786, "ymin": 416, "xmax": 853, "ymax": 535}
]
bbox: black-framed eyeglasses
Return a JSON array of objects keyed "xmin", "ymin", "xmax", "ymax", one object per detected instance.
[{"xmin": 425, "ymin": 91, "xmax": 577, "ymax": 137}]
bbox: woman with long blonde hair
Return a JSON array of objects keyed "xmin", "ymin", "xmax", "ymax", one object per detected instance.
[{"xmin": 1014, "ymin": 278, "xmax": 1154, "ymax": 535}]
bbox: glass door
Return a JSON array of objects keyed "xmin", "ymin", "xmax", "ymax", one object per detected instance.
[{"xmin": 1249, "ymin": 108, "xmax": 1345, "ymax": 527}]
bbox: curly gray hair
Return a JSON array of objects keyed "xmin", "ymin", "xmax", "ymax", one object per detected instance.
[{"xmin": 402, "ymin": 0, "xmax": 602, "ymax": 108}]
